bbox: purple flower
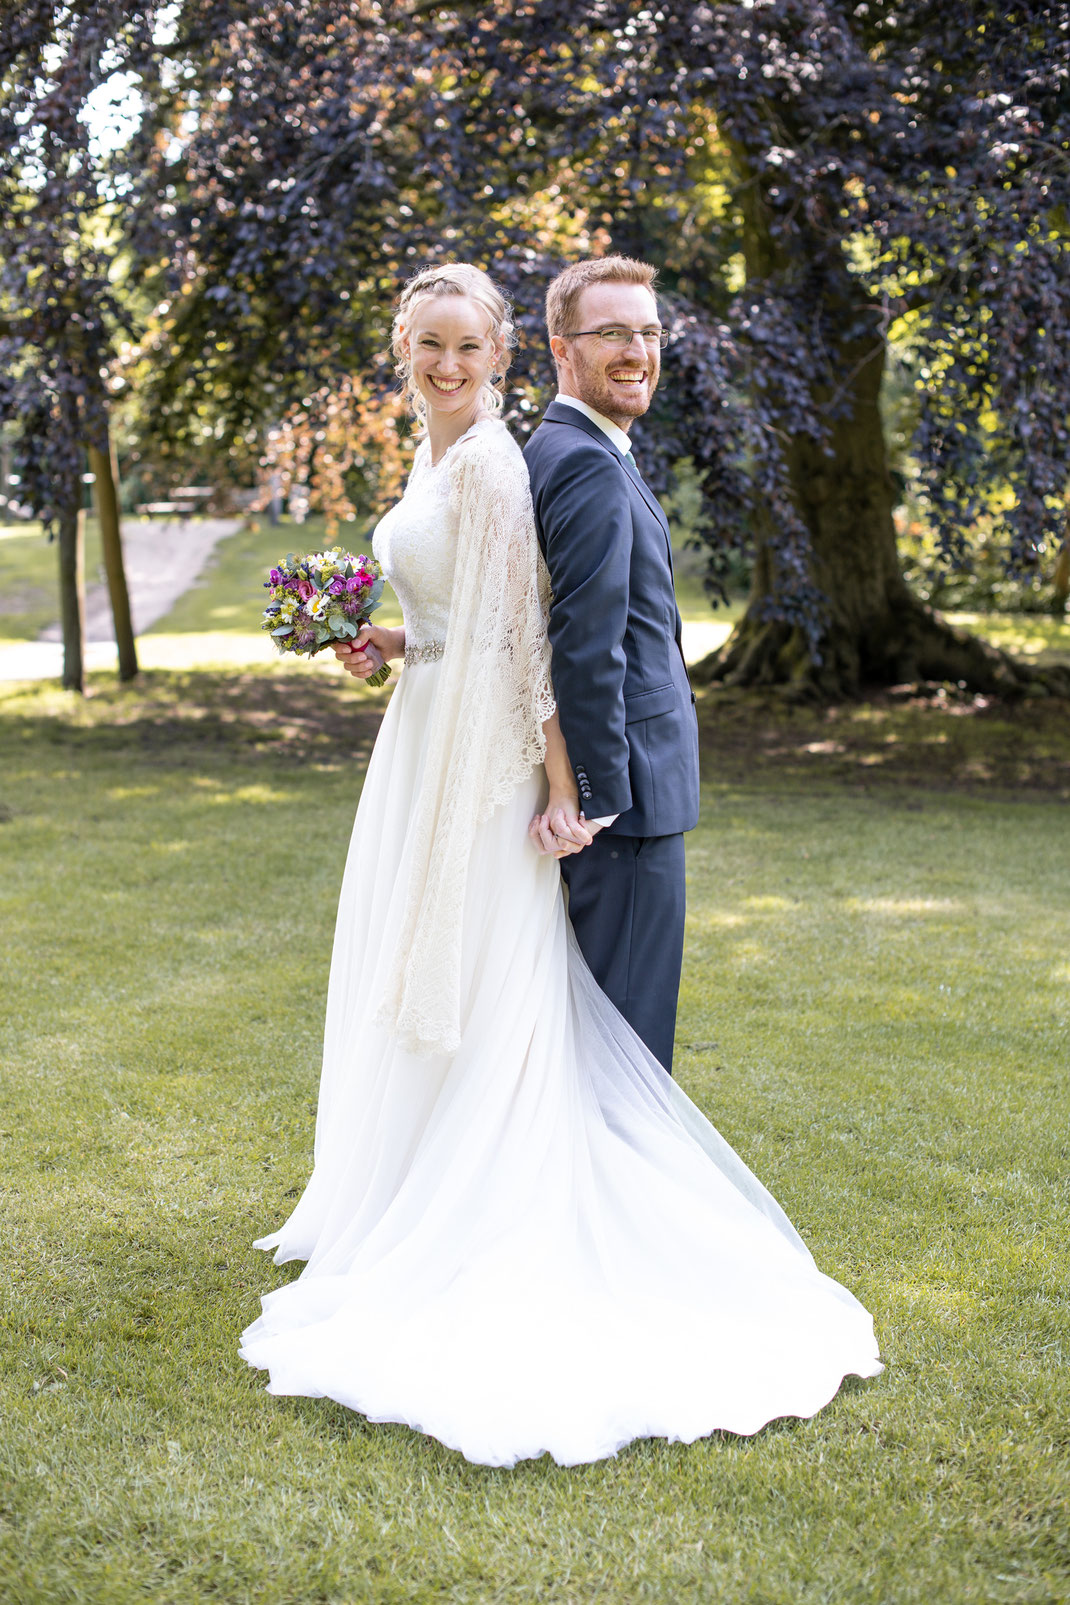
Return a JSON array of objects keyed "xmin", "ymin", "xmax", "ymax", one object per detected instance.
[
  {"xmin": 269, "ymin": 567, "xmax": 282, "ymax": 584},
  {"xmin": 328, "ymin": 577, "xmax": 346, "ymax": 595},
  {"xmin": 346, "ymin": 574, "xmax": 367, "ymax": 593}
]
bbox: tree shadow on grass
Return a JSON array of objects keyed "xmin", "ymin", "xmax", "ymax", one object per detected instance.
[
  {"xmin": 1, "ymin": 666, "xmax": 385, "ymax": 771},
  {"xmin": 697, "ymin": 684, "xmax": 1070, "ymax": 799},
  {"xmin": 3, "ymin": 668, "xmax": 1070, "ymax": 798}
]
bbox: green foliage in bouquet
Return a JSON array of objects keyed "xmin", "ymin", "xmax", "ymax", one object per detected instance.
[{"xmin": 262, "ymin": 549, "xmax": 390, "ymax": 686}]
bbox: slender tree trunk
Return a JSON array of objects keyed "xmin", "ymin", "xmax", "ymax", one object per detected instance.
[
  {"xmin": 58, "ymin": 493, "xmax": 86, "ymax": 693},
  {"xmin": 1052, "ymin": 512, "xmax": 1069, "ymax": 616},
  {"xmin": 89, "ymin": 433, "xmax": 138, "ymax": 680}
]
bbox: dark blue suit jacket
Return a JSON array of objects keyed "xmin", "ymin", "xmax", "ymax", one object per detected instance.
[{"xmin": 524, "ymin": 402, "xmax": 700, "ymax": 838}]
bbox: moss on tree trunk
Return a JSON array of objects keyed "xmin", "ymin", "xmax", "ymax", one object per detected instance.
[
  {"xmin": 89, "ymin": 433, "xmax": 138, "ymax": 682},
  {"xmin": 1052, "ymin": 518, "xmax": 1069, "ymax": 617}
]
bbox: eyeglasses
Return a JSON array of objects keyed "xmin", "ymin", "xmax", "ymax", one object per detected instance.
[{"xmin": 564, "ymin": 326, "xmax": 669, "ymax": 349}]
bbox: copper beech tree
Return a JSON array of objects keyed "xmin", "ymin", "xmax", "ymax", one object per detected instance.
[
  {"xmin": 409, "ymin": 0, "xmax": 1070, "ymax": 695},
  {"xmin": 14, "ymin": 2, "xmax": 1066, "ymax": 697}
]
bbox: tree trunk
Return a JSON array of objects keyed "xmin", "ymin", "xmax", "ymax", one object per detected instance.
[
  {"xmin": 58, "ymin": 495, "xmax": 86, "ymax": 693},
  {"xmin": 89, "ymin": 433, "xmax": 138, "ymax": 680},
  {"xmin": 693, "ymin": 321, "xmax": 1060, "ymax": 696},
  {"xmin": 1053, "ymin": 514, "xmax": 1069, "ymax": 616},
  {"xmin": 696, "ymin": 157, "xmax": 1068, "ymax": 699}
]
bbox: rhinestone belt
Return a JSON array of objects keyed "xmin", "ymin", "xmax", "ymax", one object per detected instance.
[{"xmin": 404, "ymin": 639, "xmax": 445, "ymax": 668}]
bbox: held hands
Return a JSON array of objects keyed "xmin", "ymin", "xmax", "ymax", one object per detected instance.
[
  {"xmin": 332, "ymin": 624, "xmax": 405, "ymax": 680},
  {"xmin": 529, "ymin": 794, "xmax": 605, "ymax": 860},
  {"xmin": 532, "ymin": 713, "xmax": 606, "ymax": 858}
]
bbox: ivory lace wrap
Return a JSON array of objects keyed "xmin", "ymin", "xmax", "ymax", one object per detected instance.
[{"xmin": 375, "ymin": 420, "xmax": 556, "ymax": 1055}]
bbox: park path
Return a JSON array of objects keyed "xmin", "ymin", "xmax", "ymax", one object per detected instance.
[
  {"xmin": 0, "ymin": 516, "xmax": 241, "ymax": 681},
  {"xmin": 0, "ymin": 515, "xmax": 733, "ymax": 681}
]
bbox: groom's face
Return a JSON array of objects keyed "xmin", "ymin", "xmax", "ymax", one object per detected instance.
[{"xmin": 551, "ymin": 282, "xmax": 661, "ymax": 428}]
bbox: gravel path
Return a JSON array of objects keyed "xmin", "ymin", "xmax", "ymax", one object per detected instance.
[
  {"xmin": 0, "ymin": 516, "xmax": 731, "ymax": 681},
  {"xmin": 38, "ymin": 516, "xmax": 242, "ymax": 642},
  {"xmin": 1, "ymin": 516, "xmax": 242, "ymax": 681}
]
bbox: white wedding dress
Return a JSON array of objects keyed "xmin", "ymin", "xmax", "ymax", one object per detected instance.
[{"xmin": 240, "ymin": 418, "xmax": 882, "ymax": 1467}]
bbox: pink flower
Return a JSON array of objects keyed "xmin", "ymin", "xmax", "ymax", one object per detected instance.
[{"xmin": 296, "ymin": 580, "xmax": 314, "ymax": 602}]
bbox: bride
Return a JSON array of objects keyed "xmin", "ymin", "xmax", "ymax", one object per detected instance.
[{"xmin": 239, "ymin": 262, "xmax": 882, "ymax": 1467}]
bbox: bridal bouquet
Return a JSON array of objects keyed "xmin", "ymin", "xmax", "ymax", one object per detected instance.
[{"xmin": 262, "ymin": 548, "xmax": 391, "ymax": 686}]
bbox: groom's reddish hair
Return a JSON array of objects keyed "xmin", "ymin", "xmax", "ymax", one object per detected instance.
[{"xmin": 545, "ymin": 256, "xmax": 659, "ymax": 341}]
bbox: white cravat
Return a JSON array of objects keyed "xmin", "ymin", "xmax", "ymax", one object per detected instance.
[{"xmin": 552, "ymin": 394, "xmax": 631, "ymax": 829}]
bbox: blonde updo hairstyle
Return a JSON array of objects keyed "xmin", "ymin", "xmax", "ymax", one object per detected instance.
[{"xmin": 392, "ymin": 262, "xmax": 516, "ymax": 431}]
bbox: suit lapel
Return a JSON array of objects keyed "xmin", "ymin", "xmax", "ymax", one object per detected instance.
[
  {"xmin": 539, "ymin": 404, "xmax": 686, "ymax": 665},
  {"xmin": 621, "ymin": 452, "xmax": 673, "ymax": 547},
  {"xmin": 540, "ymin": 402, "xmax": 673, "ymax": 557}
]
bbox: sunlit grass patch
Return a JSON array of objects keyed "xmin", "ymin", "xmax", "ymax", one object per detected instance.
[
  {"xmin": 0, "ymin": 514, "xmax": 404, "ymax": 669},
  {"xmin": 947, "ymin": 610, "xmax": 1070, "ymax": 665},
  {"xmin": 148, "ymin": 513, "xmax": 403, "ymax": 640},
  {"xmin": 2, "ymin": 668, "xmax": 1068, "ymax": 1603},
  {"xmin": 0, "ymin": 518, "xmax": 105, "ymax": 642}
]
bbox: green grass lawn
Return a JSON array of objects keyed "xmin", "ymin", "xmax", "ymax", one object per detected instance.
[
  {"xmin": 0, "ymin": 516, "xmax": 403, "ymax": 650},
  {"xmin": 142, "ymin": 515, "xmax": 404, "ymax": 639},
  {"xmin": 5, "ymin": 512, "xmax": 1068, "ymax": 672},
  {"xmin": 1, "ymin": 665, "xmax": 1068, "ymax": 1605},
  {"xmin": 0, "ymin": 518, "xmax": 105, "ymax": 642}
]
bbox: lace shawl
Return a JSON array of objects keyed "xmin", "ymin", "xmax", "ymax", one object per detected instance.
[{"xmin": 375, "ymin": 420, "xmax": 556, "ymax": 1056}]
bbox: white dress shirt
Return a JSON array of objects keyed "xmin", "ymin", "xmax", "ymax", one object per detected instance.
[
  {"xmin": 554, "ymin": 392, "xmax": 633, "ymax": 457},
  {"xmin": 551, "ymin": 393, "xmax": 632, "ymax": 829}
]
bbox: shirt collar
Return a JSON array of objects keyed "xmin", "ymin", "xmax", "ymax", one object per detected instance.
[{"xmin": 553, "ymin": 394, "xmax": 633, "ymax": 457}]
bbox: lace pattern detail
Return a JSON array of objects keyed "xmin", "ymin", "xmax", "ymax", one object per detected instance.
[
  {"xmin": 372, "ymin": 440, "xmax": 456, "ymax": 649},
  {"xmin": 374, "ymin": 418, "xmax": 556, "ymax": 1056},
  {"xmin": 404, "ymin": 639, "xmax": 445, "ymax": 667}
]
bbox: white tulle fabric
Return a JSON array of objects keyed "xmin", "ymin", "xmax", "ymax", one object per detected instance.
[
  {"xmin": 373, "ymin": 418, "xmax": 555, "ymax": 1056},
  {"xmin": 240, "ymin": 419, "xmax": 882, "ymax": 1468}
]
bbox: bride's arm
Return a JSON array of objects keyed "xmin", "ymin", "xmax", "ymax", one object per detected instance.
[
  {"xmin": 332, "ymin": 621, "xmax": 406, "ymax": 679},
  {"xmin": 530, "ymin": 709, "xmax": 598, "ymax": 858}
]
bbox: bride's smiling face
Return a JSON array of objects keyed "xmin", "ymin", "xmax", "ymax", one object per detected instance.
[{"xmin": 404, "ymin": 296, "xmax": 500, "ymax": 418}]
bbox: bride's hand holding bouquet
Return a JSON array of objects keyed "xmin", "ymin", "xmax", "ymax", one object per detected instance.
[{"xmin": 333, "ymin": 623, "xmax": 406, "ymax": 681}]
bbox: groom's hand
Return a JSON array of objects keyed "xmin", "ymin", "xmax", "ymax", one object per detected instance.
[{"xmin": 529, "ymin": 802, "xmax": 599, "ymax": 858}]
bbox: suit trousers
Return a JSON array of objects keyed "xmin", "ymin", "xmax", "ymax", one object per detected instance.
[{"xmin": 561, "ymin": 832, "xmax": 686, "ymax": 1074}]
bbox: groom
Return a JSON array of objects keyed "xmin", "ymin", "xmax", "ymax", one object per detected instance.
[{"xmin": 524, "ymin": 256, "xmax": 700, "ymax": 1074}]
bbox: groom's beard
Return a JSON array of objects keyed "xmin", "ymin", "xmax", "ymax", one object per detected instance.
[{"xmin": 569, "ymin": 349, "xmax": 660, "ymax": 428}]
